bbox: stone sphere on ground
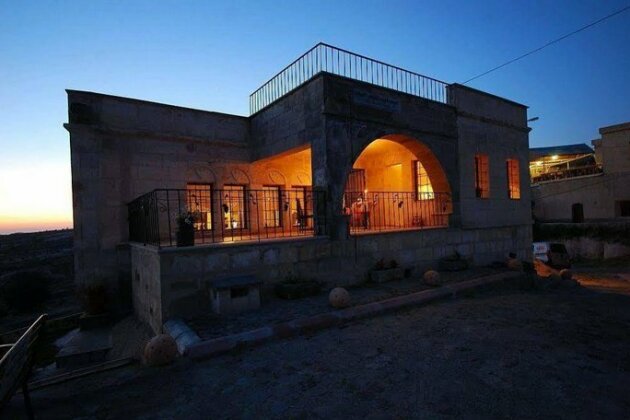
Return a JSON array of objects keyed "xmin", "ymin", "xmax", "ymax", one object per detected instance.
[
  {"xmin": 329, "ymin": 287, "xmax": 350, "ymax": 308},
  {"xmin": 559, "ymin": 269, "xmax": 573, "ymax": 280},
  {"xmin": 423, "ymin": 270, "xmax": 441, "ymax": 286},
  {"xmin": 507, "ymin": 258, "xmax": 523, "ymax": 271},
  {"xmin": 144, "ymin": 334, "xmax": 178, "ymax": 366}
]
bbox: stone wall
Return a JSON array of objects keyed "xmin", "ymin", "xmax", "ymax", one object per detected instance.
[
  {"xmin": 448, "ymin": 84, "xmax": 531, "ymax": 231},
  {"xmin": 532, "ymin": 172, "xmax": 630, "ymax": 221},
  {"xmin": 66, "ymin": 90, "xmax": 250, "ymax": 305},
  {"xmin": 132, "ymin": 224, "xmax": 532, "ymax": 333},
  {"xmin": 131, "ymin": 245, "xmax": 162, "ymax": 333},
  {"xmin": 250, "ymin": 77, "xmax": 325, "ymax": 161},
  {"xmin": 598, "ymin": 122, "xmax": 630, "ymax": 175}
]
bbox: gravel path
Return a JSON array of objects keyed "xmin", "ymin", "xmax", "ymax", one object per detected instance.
[{"xmin": 4, "ymin": 273, "xmax": 630, "ymax": 419}]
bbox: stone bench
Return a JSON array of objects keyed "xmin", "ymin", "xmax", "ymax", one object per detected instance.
[{"xmin": 210, "ymin": 275, "xmax": 262, "ymax": 315}]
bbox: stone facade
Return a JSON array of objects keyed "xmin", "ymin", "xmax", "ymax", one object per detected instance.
[
  {"xmin": 532, "ymin": 121, "xmax": 630, "ymax": 222},
  {"xmin": 66, "ymin": 65, "xmax": 532, "ymax": 331}
]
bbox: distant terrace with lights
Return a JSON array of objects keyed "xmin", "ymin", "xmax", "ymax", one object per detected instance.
[{"xmin": 529, "ymin": 143, "xmax": 602, "ymax": 184}]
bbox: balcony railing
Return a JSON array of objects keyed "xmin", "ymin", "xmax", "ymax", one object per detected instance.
[
  {"xmin": 531, "ymin": 164, "xmax": 603, "ymax": 184},
  {"xmin": 250, "ymin": 43, "xmax": 449, "ymax": 114},
  {"xmin": 342, "ymin": 191, "xmax": 451, "ymax": 234},
  {"xmin": 128, "ymin": 188, "xmax": 327, "ymax": 248}
]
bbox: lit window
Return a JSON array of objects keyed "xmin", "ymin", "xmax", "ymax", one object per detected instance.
[
  {"xmin": 186, "ymin": 184, "xmax": 212, "ymax": 230},
  {"xmin": 415, "ymin": 161, "xmax": 434, "ymax": 200},
  {"xmin": 222, "ymin": 185, "xmax": 247, "ymax": 229},
  {"xmin": 506, "ymin": 159, "xmax": 521, "ymax": 199},
  {"xmin": 262, "ymin": 186, "xmax": 281, "ymax": 227},
  {"xmin": 474, "ymin": 154, "xmax": 490, "ymax": 198}
]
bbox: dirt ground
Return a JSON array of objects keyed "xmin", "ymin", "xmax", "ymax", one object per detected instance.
[{"xmin": 4, "ymin": 265, "xmax": 630, "ymax": 419}]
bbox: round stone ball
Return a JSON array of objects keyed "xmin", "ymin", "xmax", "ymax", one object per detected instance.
[
  {"xmin": 423, "ymin": 270, "xmax": 441, "ymax": 286},
  {"xmin": 559, "ymin": 269, "xmax": 573, "ymax": 280},
  {"xmin": 507, "ymin": 258, "xmax": 523, "ymax": 271},
  {"xmin": 144, "ymin": 334, "xmax": 178, "ymax": 366},
  {"xmin": 329, "ymin": 287, "xmax": 350, "ymax": 308}
]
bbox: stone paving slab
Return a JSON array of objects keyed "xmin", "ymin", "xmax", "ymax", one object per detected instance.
[{"xmin": 185, "ymin": 271, "xmax": 523, "ymax": 360}]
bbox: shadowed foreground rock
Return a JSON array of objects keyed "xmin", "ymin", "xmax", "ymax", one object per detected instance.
[{"xmin": 4, "ymin": 277, "xmax": 630, "ymax": 419}]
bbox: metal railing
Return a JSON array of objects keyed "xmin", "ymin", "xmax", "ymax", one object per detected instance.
[
  {"xmin": 250, "ymin": 43, "xmax": 449, "ymax": 114},
  {"xmin": 128, "ymin": 188, "xmax": 327, "ymax": 247},
  {"xmin": 531, "ymin": 164, "xmax": 603, "ymax": 184},
  {"xmin": 342, "ymin": 191, "xmax": 451, "ymax": 234}
]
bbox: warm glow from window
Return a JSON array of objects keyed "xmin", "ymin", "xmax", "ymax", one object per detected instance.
[
  {"xmin": 415, "ymin": 161, "xmax": 434, "ymax": 200},
  {"xmin": 474, "ymin": 154, "xmax": 490, "ymax": 198},
  {"xmin": 223, "ymin": 185, "xmax": 247, "ymax": 229},
  {"xmin": 186, "ymin": 183, "xmax": 212, "ymax": 230},
  {"xmin": 262, "ymin": 186, "xmax": 281, "ymax": 228},
  {"xmin": 506, "ymin": 159, "xmax": 521, "ymax": 199}
]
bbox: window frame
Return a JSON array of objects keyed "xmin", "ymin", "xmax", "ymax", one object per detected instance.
[
  {"xmin": 474, "ymin": 154, "xmax": 490, "ymax": 199},
  {"xmin": 506, "ymin": 158, "xmax": 521, "ymax": 200},
  {"xmin": 222, "ymin": 184, "xmax": 248, "ymax": 229},
  {"xmin": 261, "ymin": 185, "xmax": 283, "ymax": 228},
  {"xmin": 414, "ymin": 160, "xmax": 435, "ymax": 201},
  {"xmin": 186, "ymin": 183, "xmax": 213, "ymax": 231}
]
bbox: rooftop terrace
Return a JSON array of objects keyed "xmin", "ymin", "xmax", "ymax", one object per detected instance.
[{"xmin": 249, "ymin": 43, "xmax": 449, "ymax": 114}]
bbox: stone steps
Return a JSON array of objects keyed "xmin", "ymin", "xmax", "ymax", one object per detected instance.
[{"xmin": 54, "ymin": 327, "xmax": 112, "ymax": 369}]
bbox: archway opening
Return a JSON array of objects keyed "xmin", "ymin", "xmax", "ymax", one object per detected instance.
[{"xmin": 343, "ymin": 137, "xmax": 451, "ymax": 233}]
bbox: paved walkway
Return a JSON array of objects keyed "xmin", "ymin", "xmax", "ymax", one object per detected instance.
[{"xmin": 5, "ymin": 271, "xmax": 630, "ymax": 419}]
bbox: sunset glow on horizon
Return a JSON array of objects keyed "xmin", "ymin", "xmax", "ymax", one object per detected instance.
[{"xmin": 0, "ymin": 163, "xmax": 73, "ymax": 234}]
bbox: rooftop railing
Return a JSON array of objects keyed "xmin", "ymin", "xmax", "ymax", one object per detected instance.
[
  {"xmin": 531, "ymin": 164, "xmax": 603, "ymax": 185},
  {"xmin": 249, "ymin": 43, "xmax": 449, "ymax": 114}
]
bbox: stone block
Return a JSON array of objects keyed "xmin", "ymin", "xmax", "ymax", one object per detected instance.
[
  {"xmin": 603, "ymin": 242, "xmax": 630, "ymax": 259},
  {"xmin": 262, "ymin": 248, "xmax": 279, "ymax": 265},
  {"xmin": 206, "ymin": 253, "xmax": 230, "ymax": 272},
  {"xmin": 170, "ymin": 255, "xmax": 203, "ymax": 275},
  {"xmin": 278, "ymin": 247, "xmax": 298, "ymax": 263},
  {"xmin": 231, "ymin": 250, "xmax": 260, "ymax": 269},
  {"xmin": 298, "ymin": 245, "xmax": 316, "ymax": 261},
  {"xmin": 370, "ymin": 267, "xmax": 404, "ymax": 283}
]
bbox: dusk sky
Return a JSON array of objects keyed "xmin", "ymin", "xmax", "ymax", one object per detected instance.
[{"xmin": 1, "ymin": 0, "xmax": 629, "ymax": 234}]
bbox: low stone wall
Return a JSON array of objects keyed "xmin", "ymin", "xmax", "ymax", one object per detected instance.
[
  {"xmin": 131, "ymin": 246, "xmax": 163, "ymax": 334},
  {"xmin": 533, "ymin": 222, "xmax": 630, "ymax": 260},
  {"xmin": 554, "ymin": 238, "xmax": 630, "ymax": 260},
  {"xmin": 131, "ymin": 224, "xmax": 532, "ymax": 333}
]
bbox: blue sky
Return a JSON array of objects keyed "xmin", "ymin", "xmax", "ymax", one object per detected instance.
[{"xmin": 1, "ymin": 0, "xmax": 629, "ymax": 232}]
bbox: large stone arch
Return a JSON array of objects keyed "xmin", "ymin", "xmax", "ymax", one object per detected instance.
[
  {"xmin": 317, "ymin": 119, "xmax": 460, "ymax": 238},
  {"xmin": 344, "ymin": 133, "xmax": 452, "ymax": 195}
]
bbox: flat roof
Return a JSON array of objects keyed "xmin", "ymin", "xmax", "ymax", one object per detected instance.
[{"xmin": 529, "ymin": 143, "xmax": 593, "ymax": 160}]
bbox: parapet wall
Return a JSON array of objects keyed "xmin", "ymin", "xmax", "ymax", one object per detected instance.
[{"xmin": 132, "ymin": 224, "xmax": 532, "ymax": 333}]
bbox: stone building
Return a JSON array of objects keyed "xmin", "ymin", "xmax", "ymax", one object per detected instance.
[
  {"xmin": 65, "ymin": 44, "xmax": 532, "ymax": 332},
  {"xmin": 531, "ymin": 121, "xmax": 630, "ymax": 222}
]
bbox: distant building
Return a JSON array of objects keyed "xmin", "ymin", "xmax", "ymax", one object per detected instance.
[
  {"xmin": 531, "ymin": 121, "xmax": 630, "ymax": 222},
  {"xmin": 65, "ymin": 44, "xmax": 532, "ymax": 332}
]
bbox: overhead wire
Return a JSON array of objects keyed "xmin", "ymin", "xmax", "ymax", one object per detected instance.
[{"xmin": 462, "ymin": 5, "xmax": 630, "ymax": 84}]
